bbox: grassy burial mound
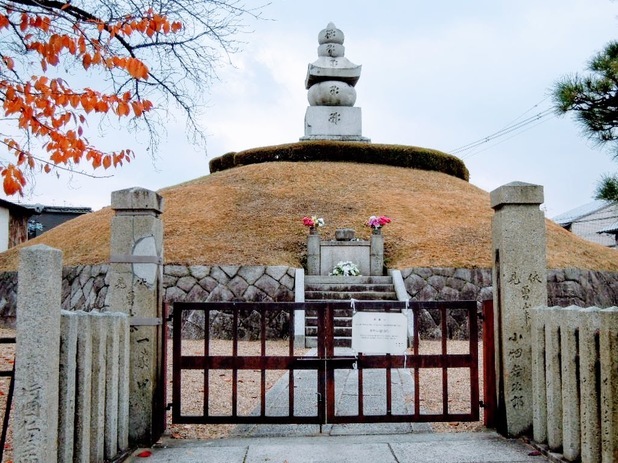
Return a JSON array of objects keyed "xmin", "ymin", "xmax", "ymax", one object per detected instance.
[{"xmin": 0, "ymin": 152, "xmax": 617, "ymax": 272}]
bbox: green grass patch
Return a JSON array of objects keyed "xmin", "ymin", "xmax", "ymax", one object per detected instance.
[{"xmin": 209, "ymin": 141, "xmax": 469, "ymax": 181}]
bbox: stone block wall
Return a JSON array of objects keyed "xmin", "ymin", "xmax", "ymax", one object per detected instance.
[
  {"xmin": 402, "ymin": 267, "xmax": 492, "ymax": 339},
  {"xmin": 402, "ymin": 267, "xmax": 618, "ymax": 307},
  {"xmin": 63, "ymin": 264, "xmax": 110, "ymax": 312},
  {"xmin": 2, "ymin": 264, "xmax": 618, "ymax": 333},
  {"xmin": 547, "ymin": 268, "xmax": 618, "ymax": 307},
  {"xmin": 162, "ymin": 265, "xmax": 296, "ymax": 339},
  {"xmin": 402, "ymin": 267, "xmax": 493, "ymax": 303},
  {"xmin": 401, "ymin": 267, "xmax": 618, "ymax": 339},
  {"xmin": 162, "ymin": 265, "xmax": 295, "ymax": 304}
]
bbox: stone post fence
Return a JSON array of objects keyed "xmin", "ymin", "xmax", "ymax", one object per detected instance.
[
  {"xmin": 531, "ymin": 306, "xmax": 618, "ymax": 463},
  {"xmin": 14, "ymin": 244, "xmax": 130, "ymax": 463}
]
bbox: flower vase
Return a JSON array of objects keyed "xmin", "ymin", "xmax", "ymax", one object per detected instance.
[
  {"xmin": 372, "ymin": 228, "xmax": 381, "ymax": 235},
  {"xmin": 309, "ymin": 227, "xmax": 318, "ymax": 235}
]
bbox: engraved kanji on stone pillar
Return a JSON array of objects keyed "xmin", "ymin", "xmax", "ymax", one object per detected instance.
[
  {"xmin": 107, "ymin": 187, "xmax": 164, "ymax": 445},
  {"xmin": 490, "ymin": 181, "xmax": 547, "ymax": 437},
  {"xmin": 14, "ymin": 245, "xmax": 62, "ymax": 463}
]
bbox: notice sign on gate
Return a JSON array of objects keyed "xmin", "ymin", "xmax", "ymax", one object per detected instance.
[{"xmin": 351, "ymin": 312, "xmax": 407, "ymax": 354}]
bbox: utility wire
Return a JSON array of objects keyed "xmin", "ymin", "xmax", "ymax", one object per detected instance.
[
  {"xmin": 449, "ymin": 107, "xmax": 554, "ymax": 156},
  {"xmin": 460, "ymin": 114, "xmax": 555, "ymax": 160},
  {"xmin": 500, "ymin": 96, "xmax": 551, "ymax": 128},
  {"xmin": 448, "ymin": 98, "xmax": 555, "ymax": 156}
]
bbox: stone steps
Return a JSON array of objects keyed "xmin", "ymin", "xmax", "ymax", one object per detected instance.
[
  {"xmin": 305, "ymin": 275, "xmax": 393, "ymax": 285},
  {"xmin": 304, "ymin": 275, "xmax": 398, "ymax": 347},
  {"xmin": 304, "ymin": 290, "xmax": 398, "ymax": 300},
  {"xmin": 305, "ymin": 283, "xmax": 395, "ymax": 292}
]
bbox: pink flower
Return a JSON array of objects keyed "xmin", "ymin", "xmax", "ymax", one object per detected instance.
[
  {"xmin": 378, "ymin": 216, "xmax": 391, "ymax": 226},
  {"xmin": 302, "ymin": 216, "xmax": 315, "ymax": 227},
  {"xmin": 367, "ymin": 215, "xmax": 392, "ymax": 229}
]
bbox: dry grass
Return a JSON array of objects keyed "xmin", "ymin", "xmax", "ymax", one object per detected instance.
[{"xmin": 0, "ymin": 161, "xmax": 616, "ymax": 271}]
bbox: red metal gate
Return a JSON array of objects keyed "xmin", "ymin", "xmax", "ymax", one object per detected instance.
[{"xmin": 171, "ymin": 301, "xmax": 480, "ymax": 425}]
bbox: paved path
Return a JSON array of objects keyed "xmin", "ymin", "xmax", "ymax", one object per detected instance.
[
  {"xmin": 126, "ymin": 348, "xmax": 549, "ymax": 462},
  {"xmin": 231, "ymin": 351, "xmax": 431, "ymax": 437},
  {"xmin": 127, "ymin": 432, "xmax": 548, "ymax": 463}
]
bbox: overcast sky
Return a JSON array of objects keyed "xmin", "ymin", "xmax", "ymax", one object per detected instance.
[{"xmin": 5, "ymin": 0, "xmax": 618, "ymax": 218}]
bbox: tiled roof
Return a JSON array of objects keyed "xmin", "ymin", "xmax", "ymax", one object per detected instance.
[
  {"xmin": 598, "ymin": 221, "xmax": 618, "ymax": 234},
  {"xmin": 552, "ymin": 199, "xmax": 612, "ymax": 226},
  {"xmin": 22, "ymin": 204, "xmax": 92, "ymax": 214}
]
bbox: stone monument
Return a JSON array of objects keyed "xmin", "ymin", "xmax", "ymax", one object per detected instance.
[
  {"xmin": 300, "ymin": 22, "xmax": 370, "ymax": 142},
  {"xmin": 107, "ymin": 187, "xmax": 165, "ymax": 445},
  {"xmin": 490, "ymin": 181, "xmax": 547, "ymax": 437}
]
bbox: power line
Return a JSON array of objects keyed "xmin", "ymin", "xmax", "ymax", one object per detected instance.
[
  {"xmin": 460, "ymin": 114, "xmax": 554, "ymax": 160},
  {"xmin": 449, "ymin": 108, "xmax": 554, "ymax": 156},
  {"xmin": 447, "ymin": 99, "xmax": 555, "ymax": 156}
]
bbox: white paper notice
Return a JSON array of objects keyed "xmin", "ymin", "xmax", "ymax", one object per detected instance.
[{"xmin": 351, "ymin": 312, "xmax": 408, "ymax": 354}]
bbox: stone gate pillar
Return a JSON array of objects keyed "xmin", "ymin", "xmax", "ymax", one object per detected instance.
[
  {"xmin": 14, "ymin": 245, "xmax": 62, "ymax": 463},
  {"xmin": 107, "ymin": 188, "xmax": 164, "ymax": 445},
  {"xmin": 490, "ymin": 181, "xmax": 547, "ymax": 437}
]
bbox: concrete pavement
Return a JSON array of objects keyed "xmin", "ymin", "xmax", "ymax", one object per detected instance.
[
  {"xmin": 126, "ymin": 348, "xmax": 550, "ymax": 462},
  {"xmin": 127, "ymin": 431, "xmax": 549, "ymax": 462}
]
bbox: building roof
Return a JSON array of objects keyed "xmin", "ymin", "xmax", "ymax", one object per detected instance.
[
  {"xmin": 23, "ymin": 204, "xmax": 92, "ymax": 215},
  {"xmin": 0, "ymin": 198, "xmax": 33, "ymax": 215},
  {"xmin": 552, "ymin": 199, "xmax": 612, "ymax": 226},
  {"xmin": 598, "ymin": 221, "xmax": 618, "ymax": 234}
]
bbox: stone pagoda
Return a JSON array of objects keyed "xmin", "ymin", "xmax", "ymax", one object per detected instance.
[{"xmin": 300, "ymin": 22, "xmax": 370, "ymax": 142}]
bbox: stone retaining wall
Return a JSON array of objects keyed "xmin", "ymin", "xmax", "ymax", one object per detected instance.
[
  {"xmin": 1, "ymin": 265, "xmax": 618, "ymax": 332},
  {"xmin": 402, "ymin": 267, "xmax": 618, "ymax": 339},
  {"xmin": 163, "ymin": 265, "xmax": 295, "ymax": 304},
  {"xmin": 402, "ymin": 267, "xmax": 618, "ymax": 306},
  {"xmin": 162, "ymin": 265, "xmax": 296, "ymax": 339},
  {"xmin": 402, "ymin": 267, "xmax": 493, "ymax": 339}
]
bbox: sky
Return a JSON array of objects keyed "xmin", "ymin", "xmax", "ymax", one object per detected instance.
[{"xmin": 5, "ymin": 0, "xmax": 618, "ymax": 219}]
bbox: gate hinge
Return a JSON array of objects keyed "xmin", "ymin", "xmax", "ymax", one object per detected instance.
[
  {"xmin": 166, "ymin": 403, "xmax": 173, "ymax": 411},
  {"xmin": 479, "ymin": 400, "xmax": 485, "ymax": 408}
]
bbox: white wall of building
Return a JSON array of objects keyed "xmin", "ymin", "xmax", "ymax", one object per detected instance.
[
  {"xmin": 571, "ymin": 206, "xmax": 618, "ymax": 247},
  {"xmin": 0, "ymin": 207, "xmax": 9, "ymax": 252}
]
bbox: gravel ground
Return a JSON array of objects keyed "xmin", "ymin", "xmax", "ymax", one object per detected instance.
[
  {"xmin": 0, "ymin": 331, "xmax": 484, "ymax": 460},
  {"xmin": 167, "ymin": 339, "xmax": 485, "ymax": 439}
]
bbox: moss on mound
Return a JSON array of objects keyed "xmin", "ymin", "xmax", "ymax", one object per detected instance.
[{"xmin": 209, "ymin": 141, "xmax": 470, "ymax": 182}]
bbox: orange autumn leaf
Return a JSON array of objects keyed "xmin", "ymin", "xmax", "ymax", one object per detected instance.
[
  {"xmin": 0, "ymin": 5, "xmax": 184, "ymax": 195},
  {"xmin": 131, "ymin": 101, "xmax": 143, "ymax": 117},
  {"xmin": 1, "ymin": 165, "xmax": 26, "ymax": 196},
  {"xmin": 116, "ymin": 101, "xmax": 130, "ymax": 116},
  {"xmin": 2, "ymin": 55, "xmax": 14, "ymax": 70}
]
